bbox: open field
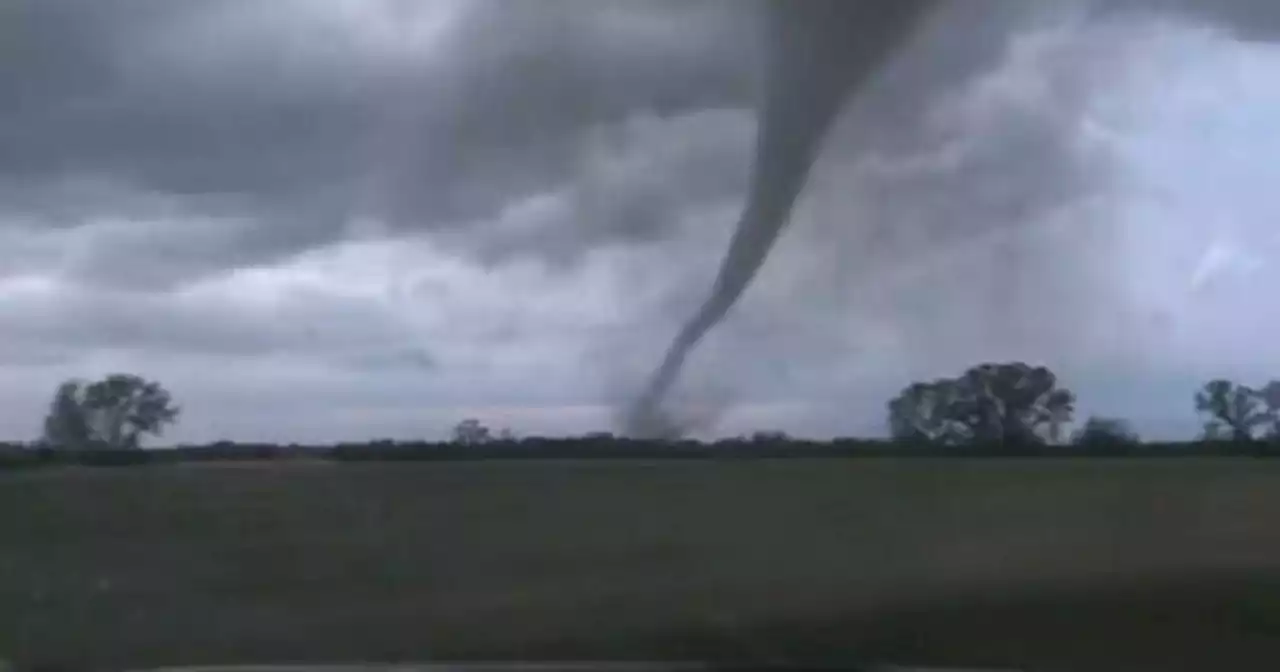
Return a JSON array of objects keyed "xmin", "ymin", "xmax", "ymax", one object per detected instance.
[{"xmin": 4, "ymin": 459, "xmax": 1280, "ymax": 670}]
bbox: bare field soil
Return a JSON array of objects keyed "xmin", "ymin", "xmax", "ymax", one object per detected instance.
[{"xmin": 4, "ymin": 459, "xmax": 1280, "ymax": 671}]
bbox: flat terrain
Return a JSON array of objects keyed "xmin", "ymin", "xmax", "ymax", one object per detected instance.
[{"xmin": 4, "ymin": 459, "xmax": 1280, "ymax": 671}]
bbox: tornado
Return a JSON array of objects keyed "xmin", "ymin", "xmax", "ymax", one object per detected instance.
[{"xmin": 626, "ymin": 0, "xmax": 939, "ymax": 436}]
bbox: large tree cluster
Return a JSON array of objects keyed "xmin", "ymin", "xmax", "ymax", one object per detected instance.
[{"xmin": 887, "ymin": 362, "xmax": 1076, "ymax": 446}]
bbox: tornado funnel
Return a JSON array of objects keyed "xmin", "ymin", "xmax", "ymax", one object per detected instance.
[{"xmin": 626, "ymin": 0, "xmax": 938, "ymax": 437}]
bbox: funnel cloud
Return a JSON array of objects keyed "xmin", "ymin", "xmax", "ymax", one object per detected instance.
[
  {"xmin": 625, "ymin": 0, "xmax": 1280, "ymax": 438},
  {"xmin": 626, "ymin": 1, "xmax": 939, "ymax": 437}
]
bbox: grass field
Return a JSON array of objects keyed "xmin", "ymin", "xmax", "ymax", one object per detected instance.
[{"xmin": 4, "ymin": 459, "xmax": 1280, "ymax": 670}]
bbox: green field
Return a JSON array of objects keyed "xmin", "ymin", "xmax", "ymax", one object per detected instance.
[{"xmin": 5, "ymin": 459, "xmax": 1280, "ymax": 670}]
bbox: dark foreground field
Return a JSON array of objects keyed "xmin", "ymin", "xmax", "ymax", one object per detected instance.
[{"xmin": 5, "ymin": 459, "xmax": 1280, "ymax": 671}]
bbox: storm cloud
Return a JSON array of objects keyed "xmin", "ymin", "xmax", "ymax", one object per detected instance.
[{"xmin": 1, "ymin": 0, "xmax": 1279, "ymax": 442}]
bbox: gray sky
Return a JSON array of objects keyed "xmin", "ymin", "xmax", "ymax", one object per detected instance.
[{"xmin": 2, "ymin": 0, "xmax": 1279, "ymax": 444}]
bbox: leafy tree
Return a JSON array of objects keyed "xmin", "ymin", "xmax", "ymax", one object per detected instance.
[
  {"xmin": 957, "ymin": 363, "xmax": 1075, "ymax": 444},
  {"xmin": 888, "ymin": 362, "xmax": 1075, "ymax": 446},
  {"xmin": 887, "ymin": 379, "xmax": 970, "ymax": 444},
  {"xmin": 1256, "ymin": 380, "xmax": 1280, "ymax": 438},
  {"xmin": 41, "ymin": 374, "xmax": 180, "ymax": 450},
  {"xmin": 41, "ymin": 380, "xmax": 92, "ymax": 450},
  {"xmin": 1195, "ymin": 379, "xmax": 1267, "ymax": 441},
  {"xmin": 1072, "ymin": 416, "xmax": 1140, "ymax": 446},
  {"xmin": 452, "ymin": 418, "xmax": 492, "ymax": 445}
]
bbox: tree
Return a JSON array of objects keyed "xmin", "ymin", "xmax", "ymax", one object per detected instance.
[
  {"xmin": 750, "ymin": 430, "xmax": 790, "ymax": 443},
  {"xmin": 888, "ymin": 362, "xmax": 1075, "ymax": 446},
  {"xmin": 42, "ymin": 380, "xmax": 91, "ymax": 450},
  {"xmin": 957, "ymin": 362, "xmax": 1075, "ymax": 444},
  {"xmin": 887, "ymin": 379, "xmax": 970, "ymax": 444},
  {"xmin": 1256, "ymin": 380, "xmax": 1280, "ymax": 439},
  {"xmin": 1072, "ymin": 416, "xmax": 1140, "ymax": 446},
  {"xmin": 452, "ymin": 418, "xmax": 492, "ymax": 445},
  {"xmin": 41, "ymin": 374, "xmax": 180, "ymax": 450},
  {"xmin": 1195, "ymin": 379, "xmax": 1267, "ymax": 441}
]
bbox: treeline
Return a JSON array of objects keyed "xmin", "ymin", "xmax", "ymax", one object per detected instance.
[
  {"xmin": 12, "ymin": 361, "xmax": 1280, "ymax": 473},
  {"xmin": 5, "ymin": 435, "xmax": 1280, "ymax": 472}
]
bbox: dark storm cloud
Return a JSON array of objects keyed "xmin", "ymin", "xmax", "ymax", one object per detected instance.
[
  {"xmin": 2, "ymin": 0, "xmax": 1275, "ymax": 304},
  {"xmin": 447, "ymin": 107, "xmax": 756, "ymax": 266},
  {"xmin": 373, "ymin": 0, "xmax": 756, "ymax": 221},
  {"xmin": 1, "ymin": 0, "xmax": 759, "ymax": 286},
  {"xmin": 1100, "ymin": 0, "xmax": 1280, "ymax": 40},
  {"xmin": 1, "ymin": 0, "xmax": 361, "ymax": 193}
]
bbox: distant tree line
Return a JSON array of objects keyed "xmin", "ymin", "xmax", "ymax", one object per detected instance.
[{"xmin": 6, "ymin": 363, "xmax": 1280, "ymax": 471}]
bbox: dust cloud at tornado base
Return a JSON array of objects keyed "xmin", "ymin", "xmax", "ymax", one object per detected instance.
[{"xmin": 621, "ymin": 0, "xmax": 1280, "ymax": 439}]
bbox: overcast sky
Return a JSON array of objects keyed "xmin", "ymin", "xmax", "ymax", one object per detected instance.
[{"xmin": 2, "ymin": 0, "xmax": 1279, "ymax": 444}]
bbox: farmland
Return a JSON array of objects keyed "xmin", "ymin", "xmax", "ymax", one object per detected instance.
[{"xmin": 4, "ymin": 459, "xmax": 1280, "ymax": 670}]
